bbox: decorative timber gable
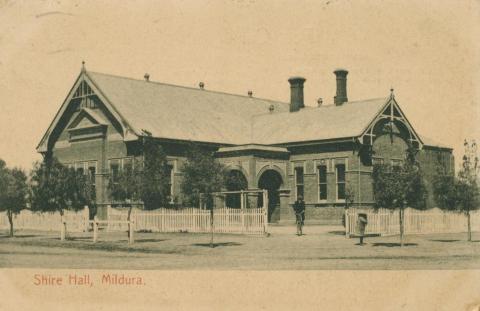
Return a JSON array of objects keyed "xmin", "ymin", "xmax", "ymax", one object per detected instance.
[
  {"xmin": 36, "ymin": 67, "xmax": 139, "ymax": 153},
  {"xmin": 359, "ymin": 94, "xmax": 423, "ymax": 150}
]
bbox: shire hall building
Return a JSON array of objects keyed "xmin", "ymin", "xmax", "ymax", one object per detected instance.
[{"xmin": 36, "ymin": 65, "xmax": 454, "ymax": 224}]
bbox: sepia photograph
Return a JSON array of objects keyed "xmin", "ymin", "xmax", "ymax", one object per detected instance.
[{"xmin": 0, "ymin": 0, "xmax": 479, "ymax": 310}]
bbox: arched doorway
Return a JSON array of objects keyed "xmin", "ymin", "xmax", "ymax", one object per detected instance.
[
  {"xmin": 225, "ymin": 170, "xmax": 248, "ymax": 208},
  {"xmin": 258, "ymin": 170, "xmax": 283, "ymax": 222}
]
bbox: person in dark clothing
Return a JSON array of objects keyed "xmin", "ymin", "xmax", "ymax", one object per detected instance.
[{"xmin": 293, "ymin": 195, "xmax": 306, "ymax": 236}]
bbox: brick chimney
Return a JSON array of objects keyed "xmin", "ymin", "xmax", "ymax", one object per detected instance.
[
  {"xmin": 334, "ymin": 69, "xmax": 348, "ymax": 105},
  {"xmin": 288, "ymin": 76, "xmax": 306, "ymax": 112}
]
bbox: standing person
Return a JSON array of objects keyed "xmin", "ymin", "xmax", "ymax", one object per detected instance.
[
  {"xmin": 293, "ymin": 195, "xmax": 305, "ymax": 236},
  {"xmin": 356, "ymin": 213, "xmax": 368, "ymax": 245}
]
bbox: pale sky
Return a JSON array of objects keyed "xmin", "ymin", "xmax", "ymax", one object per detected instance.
[{"xmin": 0, "ymin": 0, "xmax": 479, "ymax": 170}]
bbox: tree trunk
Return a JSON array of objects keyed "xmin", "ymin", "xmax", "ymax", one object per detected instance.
[
  {"xmin": 59, "ymin": 209, "xmax": 67, "ymax": 240},
  {"xmin": 399, "ymin": 208, "xmax": 404, "ymax": 247},
  {"xmin": 7, "ymin": 210, "xmax": 13, "ymax": 237},
  {"xmin": 127, "ymin": 206, "xmax": 133, "ymax": 239},
  {"xmin": 467, "ymin": 210, "xmax": 472, "ymax": 242}
]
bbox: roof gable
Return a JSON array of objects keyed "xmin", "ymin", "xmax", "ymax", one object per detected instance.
[
  {"xmin": 36, "ymin": 71, "xmax": 135, "ymax": 152},
  {"xmin": 360, "ymin": 96, "xmax": 423, "ymax": 149}
]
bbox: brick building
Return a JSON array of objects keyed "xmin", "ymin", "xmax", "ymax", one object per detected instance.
[{"xmin": 37, "ymin": 65, "xmax": 454, "ymax": 224}]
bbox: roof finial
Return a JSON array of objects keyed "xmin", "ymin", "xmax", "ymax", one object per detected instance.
[
  {"xmin": 390, "ymin": 87, "xmax": 394, "ymax": 98},
  {"xmin": 81, "ymin": 60, "xmax": 86, "ymax": 72}
]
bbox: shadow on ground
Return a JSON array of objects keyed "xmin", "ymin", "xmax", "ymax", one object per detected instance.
[
  {"xmin": 0, "ymin": 235, "xmax": 39, "ymax": 239},
  {"xmin": 430, "ymin": 239, "xmax": 460, "ymax": 243},
  {"xmin": 134, "ymin": 238, "xmax": 169, "ymax": 243},
  {"xmin": 371, "ymin": 242, "xmax": 418, "ymax": 247},
  {"xmin": 192, "ymin": 242, "xmax": 242, "ymax": 248},
  {"xmin": 328, "ymin": 231, "xmax": 345, "ymax": 236}
]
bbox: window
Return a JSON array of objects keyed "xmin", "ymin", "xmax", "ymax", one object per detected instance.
[
  {"xmin": 75, "ymin": 162, "xmax": 85, "ymax": 175},
  {"xmin": 391, "ymin": 159, "xmax": 403, "ymax": 172},
  {"xmin": 294, "ymin": 167, "xmax": 304, "ymax": 200},
  {"xmin": 336, "ymin": 164, "xmax": 346, "ymax": 200},
  {"xmin": 123, "ymin": 158, "xmax": 133, "ymax": 173},
  {"xmin": 372, "ymin": 157, "xmax": 384, "ymax": 166},
  {"xmin": 109, "ymin": 159, "xmax": 120, "ymax": 183},
  {"xmin": 317, "ymin": 165, "xmax": 327, "ymax": 201}
]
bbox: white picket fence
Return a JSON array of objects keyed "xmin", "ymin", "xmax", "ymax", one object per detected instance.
[
  {"xmin": 107, "ymin": 206, "xmax": 268, "ymax": 234},
  {"xmin": 345, "ymin": 207, "xmax": 480, "ymax": 237},
  {"xmin": 0, "ymin": 207, "xmax": 90, "ymax": 232}
]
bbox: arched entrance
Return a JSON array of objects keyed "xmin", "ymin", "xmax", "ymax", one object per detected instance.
[
  {"xmin": 225, "ymin": 170, "xmax": 248, "ymax": 208},
  {"xmin": 258, "ymin": 169, "xmax": 283, "ymax": 222}
]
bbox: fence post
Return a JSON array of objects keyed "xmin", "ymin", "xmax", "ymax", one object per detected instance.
[
  {"xmin": 345, "ymin": 209, "xmax": 350, "ymax": 238},
  {"xmin": 93, "ymin": 216, "xmax": 98, "ymax": 243},
  {"xmin": 263, "ymin": 190, "xmax": 269, "ymax": 235},
  {"xmin": 129, "ymin": 219, "xmax": 134, "ymax": 244}
]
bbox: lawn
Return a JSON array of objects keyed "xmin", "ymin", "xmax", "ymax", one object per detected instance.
[{"xmin": 0, "ymin": 225, "xmax": 479, "ymax": 269}]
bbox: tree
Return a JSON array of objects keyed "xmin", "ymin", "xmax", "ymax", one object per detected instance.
[
  {"xmin": 0, "ymin": 160, "xmax": 28, "ymax": 237},
  {"xmin": 30, "ymin": 157, "xmax": 88, "ymax": 216},
  {"xmin": 455, "ymin": 139, "xmax": 479, "ymax": 241},
  {"xmin": 180, "ymin": 144, "xmax": 226, "ymax": 209},
  {"xmin": 180, "ymin": 143, "xmax": 226, "ymax": 247},
  {"xmin": 141, "ymin": 137, "xmax": 171, "ymax": 209},
  {"xmin": 433, "ymin": 139, "xmax": 480, "ymax": 241},
  {"xmin": 432, "ymin": 167, "xmax": 457, "ymax": 211},
  {"xmin": 107, "ymin": 137, "xmax": 170, "ymax": 238},
  {"xmin": 372, "ymin": 147, "xmax": 427, "ymax": 246}
]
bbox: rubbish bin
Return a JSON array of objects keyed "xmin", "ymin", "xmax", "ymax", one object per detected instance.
[{"xmin": 356, "ymin": 213, "xmax": 368, "ymax": 245}]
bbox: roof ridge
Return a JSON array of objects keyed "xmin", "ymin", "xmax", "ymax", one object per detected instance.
[
  {"xmin": 87, "ymin": 70, "xmax": 289, "ymax": 106},
  {"xmin": 251, "ymin": 97, "xmax": 389, "ymax": 119}
]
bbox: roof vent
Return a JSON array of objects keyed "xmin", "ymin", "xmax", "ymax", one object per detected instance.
[
  {"xmin": 248, "ymin": 90, "xmax": 253, "ymax": 97},
  {"xmin": 268, "ymin": 104, "xmax": 275, "ymax": 113},
  {"xmin": 144, "ymin": 73, "xmax": 150, "ymax": 82},
  {"xmin": 317, "ymin": 98, "xmax": 323, "ymax": 107},
  {"xmin": 199, "ymin": 82, "xmax": 205, "ymax": 90}
]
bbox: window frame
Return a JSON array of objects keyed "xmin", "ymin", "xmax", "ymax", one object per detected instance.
[
  {"xmin": 294, "ymin": 166, "xmax": 304, "ymax": 201},
  {"xmin": 317, "ymin": 164, "xmax": 328, "ymax": 202},
  {"xmin": 335, "ymin": 163, "xmax": 346, "ymax": 201}
]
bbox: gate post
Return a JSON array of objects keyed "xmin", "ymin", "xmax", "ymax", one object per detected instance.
[
  {"xmin": 241, "ymin": 191, "xmax": 245, "ymax": 233},
  {"xmin": 263, "ymin": 190, "xmax": 269, "ymax": 235}
]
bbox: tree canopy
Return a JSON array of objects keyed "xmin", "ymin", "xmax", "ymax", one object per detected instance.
[
  {"xmin": 30, "ymin": 157, "xmax": 90, "ymax": 215},
  {"xmin": 0, "ymin": 159, "xmax": 28, "ymax": 236},
  {"xmin": 180, "ymin": 144, "xmax": 226, "ymax": 209},
  {"xmin": 108, "ymin": 138, "xmax": 171, "ymax": 209}
]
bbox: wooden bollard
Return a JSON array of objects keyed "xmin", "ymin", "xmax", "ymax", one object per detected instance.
[
  {"xmin": 60, "ymin": 217, "xmax": 66, "ymax": 241},
  {"xmin": 128, "ymin": 220, "xmax": 134, "ymax": 244},
  {"xmin": 93, "ymin": 216, "xmax": 98, "ymax": 243}
]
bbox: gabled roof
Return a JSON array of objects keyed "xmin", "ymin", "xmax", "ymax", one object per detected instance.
[
  {"xmin": 87, "ymin": 71, "xmax": 289, "ymax": 145},
  {"xmin": 251, "ymin": 97, "xmax": 389, "ymax": 144},
  {"xmin": 38, "ymin": 69, "xmax": 451, "ymax": 152}
]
